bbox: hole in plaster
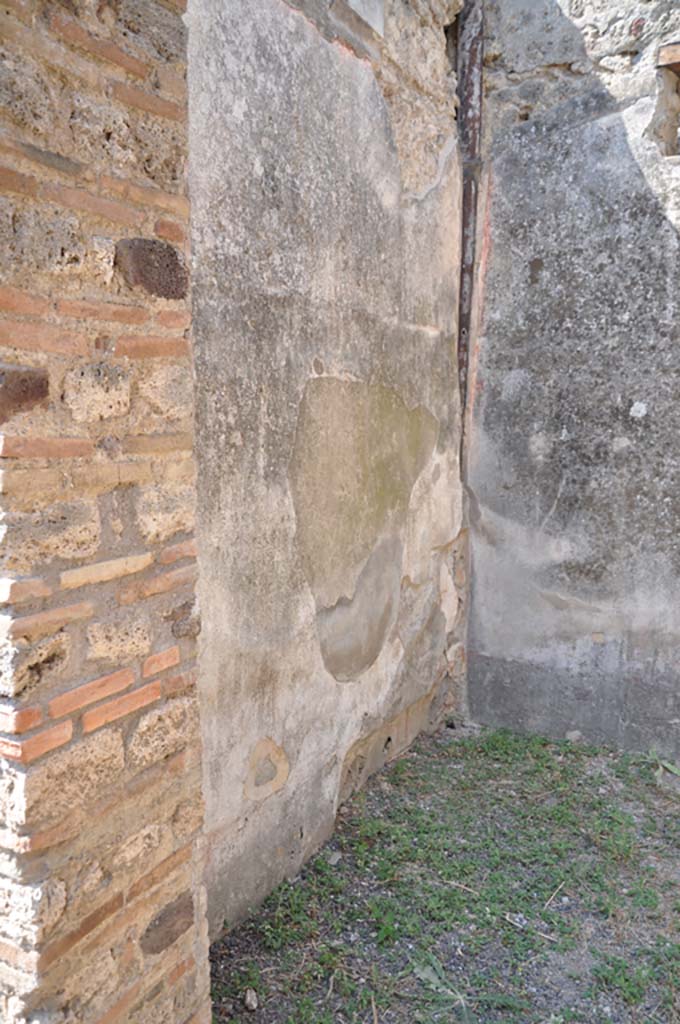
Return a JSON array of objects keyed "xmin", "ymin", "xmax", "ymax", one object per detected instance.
[
  {"xmin": 253, "ymin": 755, "xmax": 278, "ymax": 787},
  {"xmin": 529, "ymin": 257, "xmax": 544, "ymax": 284},
  {"xmin": 383, "ymin": 735, "xmax": 392, "ymax": 753},
  {"xmin": 444, "ymin": 19, "xmax": 459, "ymax": 73}
]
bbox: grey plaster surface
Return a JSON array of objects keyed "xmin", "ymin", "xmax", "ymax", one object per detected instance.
[
  {"xmin": 188, "ymin": 0, "xmax": 462, "ymax": 933},
  {"xmin": 467, "ymin": 0, "xmax": 680, "ymax": 758}
]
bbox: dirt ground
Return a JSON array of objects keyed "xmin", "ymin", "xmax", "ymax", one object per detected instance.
[{"xmin": 210, "ymin": 728, "xmax": 680, "ymax": 1024}]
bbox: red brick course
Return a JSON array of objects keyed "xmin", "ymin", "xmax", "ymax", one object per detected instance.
[
  {"xmin": 0, "ymin": 286, "xmax": 50, "ymax": 317},
  {"xmin": 41, "ymin": 182, "xmax": 143, "ymax": 227},
  {"xmin": 49, "ymin": 12, "xmax": 150, "ymax": 79},
  {"xmin": 111, "ymin": 82, "xmax": 184, "ymax": 122},
  {"xmin": 0, "ymin": 720, "xmax": 73, "ymax": 764},
  {"xmin": 118, "ymin": 565, "xmax": 197, "ymax": 605},
  {"xmin": 10, "ymin": 602, "xmax": 94, "ymax": 640},
  {"xmin": 154, "ymin": 218, "xmax": 186, "ymax": 244},
  {"xmin": 82, "ymin": 681, "xmax": 161, "ymax": 733},
  {"xmin": 0, "ymin": 319, "xmax": 89, "ymax": 357},
  {"xmin": 49, "ymin": 668, "xmax": 135, "ymax": 719},
  {"xmin": 142, "ymin": 646, "xmax": 180, "ymax": 678},
  {"xmin": 0, "ymin": 164, "xmax": 37, "ymax": 197},
  {"xmin": 1, "ymin": 437, "xmax": 94, "ymax": 459},
  {"xmin": 56, "ymin": 299, "xmax": 150, "ymax": 325},
  {"xmin": 114, "ymin": 334, "xmax": 190, "ymax": 359},
  {"xmin": 0, "ymin": 704, "xmax": 43, "ymax": 734},
  {"xmin": 3, "ymin": 578, "xmax": 53, "ymax": 604}
]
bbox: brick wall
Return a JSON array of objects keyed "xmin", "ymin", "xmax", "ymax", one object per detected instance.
[{"xmin": 0, "ymin": 1, "xmax": 209, "ymax": 1021}]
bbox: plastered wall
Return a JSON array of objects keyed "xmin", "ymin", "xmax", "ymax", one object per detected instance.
[
  {"xmin": 467, "ymin": 0, "xmax": 680, "ymax": 758},
  {"xmin": 188, "ymin": 0, "xmax": 466, "ymax": 936}
]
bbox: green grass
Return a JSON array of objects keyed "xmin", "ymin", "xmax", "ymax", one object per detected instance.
[{"xmin": 210, "ymin": 729, "xmax": 680, "ymax": 1024}]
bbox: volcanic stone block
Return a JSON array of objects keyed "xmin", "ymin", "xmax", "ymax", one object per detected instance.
[
  {"xmin": 115, "ymin": 238, "xmax": 188, "ymax": 299},
  {"xmin": 140, "ymin": 892, "xmax": 194, "ymax": 955},
  {"xmin": 0, "ymin": 363, "xmax": 49, "ymax": 423}
]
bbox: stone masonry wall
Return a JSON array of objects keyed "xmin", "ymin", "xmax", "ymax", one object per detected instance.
[
  {"xmin": 189, "ymin": 0, "xmax": 466, "ymax": 937},
  {"xmin": 467, "ymin": 0, "xmax": 680, "ymax": 757},
  {"xmin": 0, "ymin": 2, "xmax": 209, "ymax": 1022}
]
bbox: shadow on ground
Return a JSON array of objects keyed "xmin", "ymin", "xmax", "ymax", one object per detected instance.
[{"xmin": 210, "ymin": 729, "xmax": 680, "ymax": 1024}]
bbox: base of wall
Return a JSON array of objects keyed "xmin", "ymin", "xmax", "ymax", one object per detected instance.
[
  {"xmin": 339, "ymin": 689, "xmax": 436, "ymax": 805},
  {"xmin": 468, "ymin": 651, "xmax": 680, "ymax": 760}
]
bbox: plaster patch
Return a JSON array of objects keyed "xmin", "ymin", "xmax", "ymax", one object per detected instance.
[
  {"xmin": 289, "ymin": 378, "xmax": 437, "ymax": 679},
  {"xmin": 629, "ymin": 401, "xmax": 648, "ymax": 419},
  {"xmin": 439, "ymin": 561, "xmax": 459, "ymax": 632},
  {"xmin": 529, "ymin": 432, "xmax": 551, "ymax": 460},
  {"xmin": 244, "ymin": 738, "xmax": 290, "ymax": 802},
  {"xmin": 316, "ymin": 535, "xmax": 403, "ymax": 681}
]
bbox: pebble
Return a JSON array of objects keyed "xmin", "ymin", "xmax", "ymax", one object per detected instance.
[{"xmin": 243, "ymin": 988, "xmax": 258, "ymax": 1012}]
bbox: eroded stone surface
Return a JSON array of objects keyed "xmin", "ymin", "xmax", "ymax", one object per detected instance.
[
  {"xmin": 24, "ymin": 730, "xmax": 125, "ymax": 828},
  {"xmin": 377, "ymin": 0, "xmax": 462, "ymax": 193},
  {"xmin": 135, "ymin": 363, "xmax": 194, "ymax": 425},
  {"xmin": 87, "ymin": 616, "xmax": 152, "ymax": 665},
  {"xmin": 62, "ymin": 363, "xmax": 131, "ymax": 422},
  {"xmin": 0, "ymin": 877, "xmax": 66, "ymax": 946},
  {"xmin": 135, "ymin": 484, "xmax": 194, "ymax": 544},
  {"xmin": 128, "ymin": 696, "xmax": 198, "ymax": 769},
  {"xmin": 13, "ymin": 633, "xmax": 71, "ymax": 699},
  {"xmin": 7, "ymin": 502, "xmax": 101, "ymax": 575},
  {"xmin": 0, "ymin": 198, "xmax": 86, "ymax": 284}
]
